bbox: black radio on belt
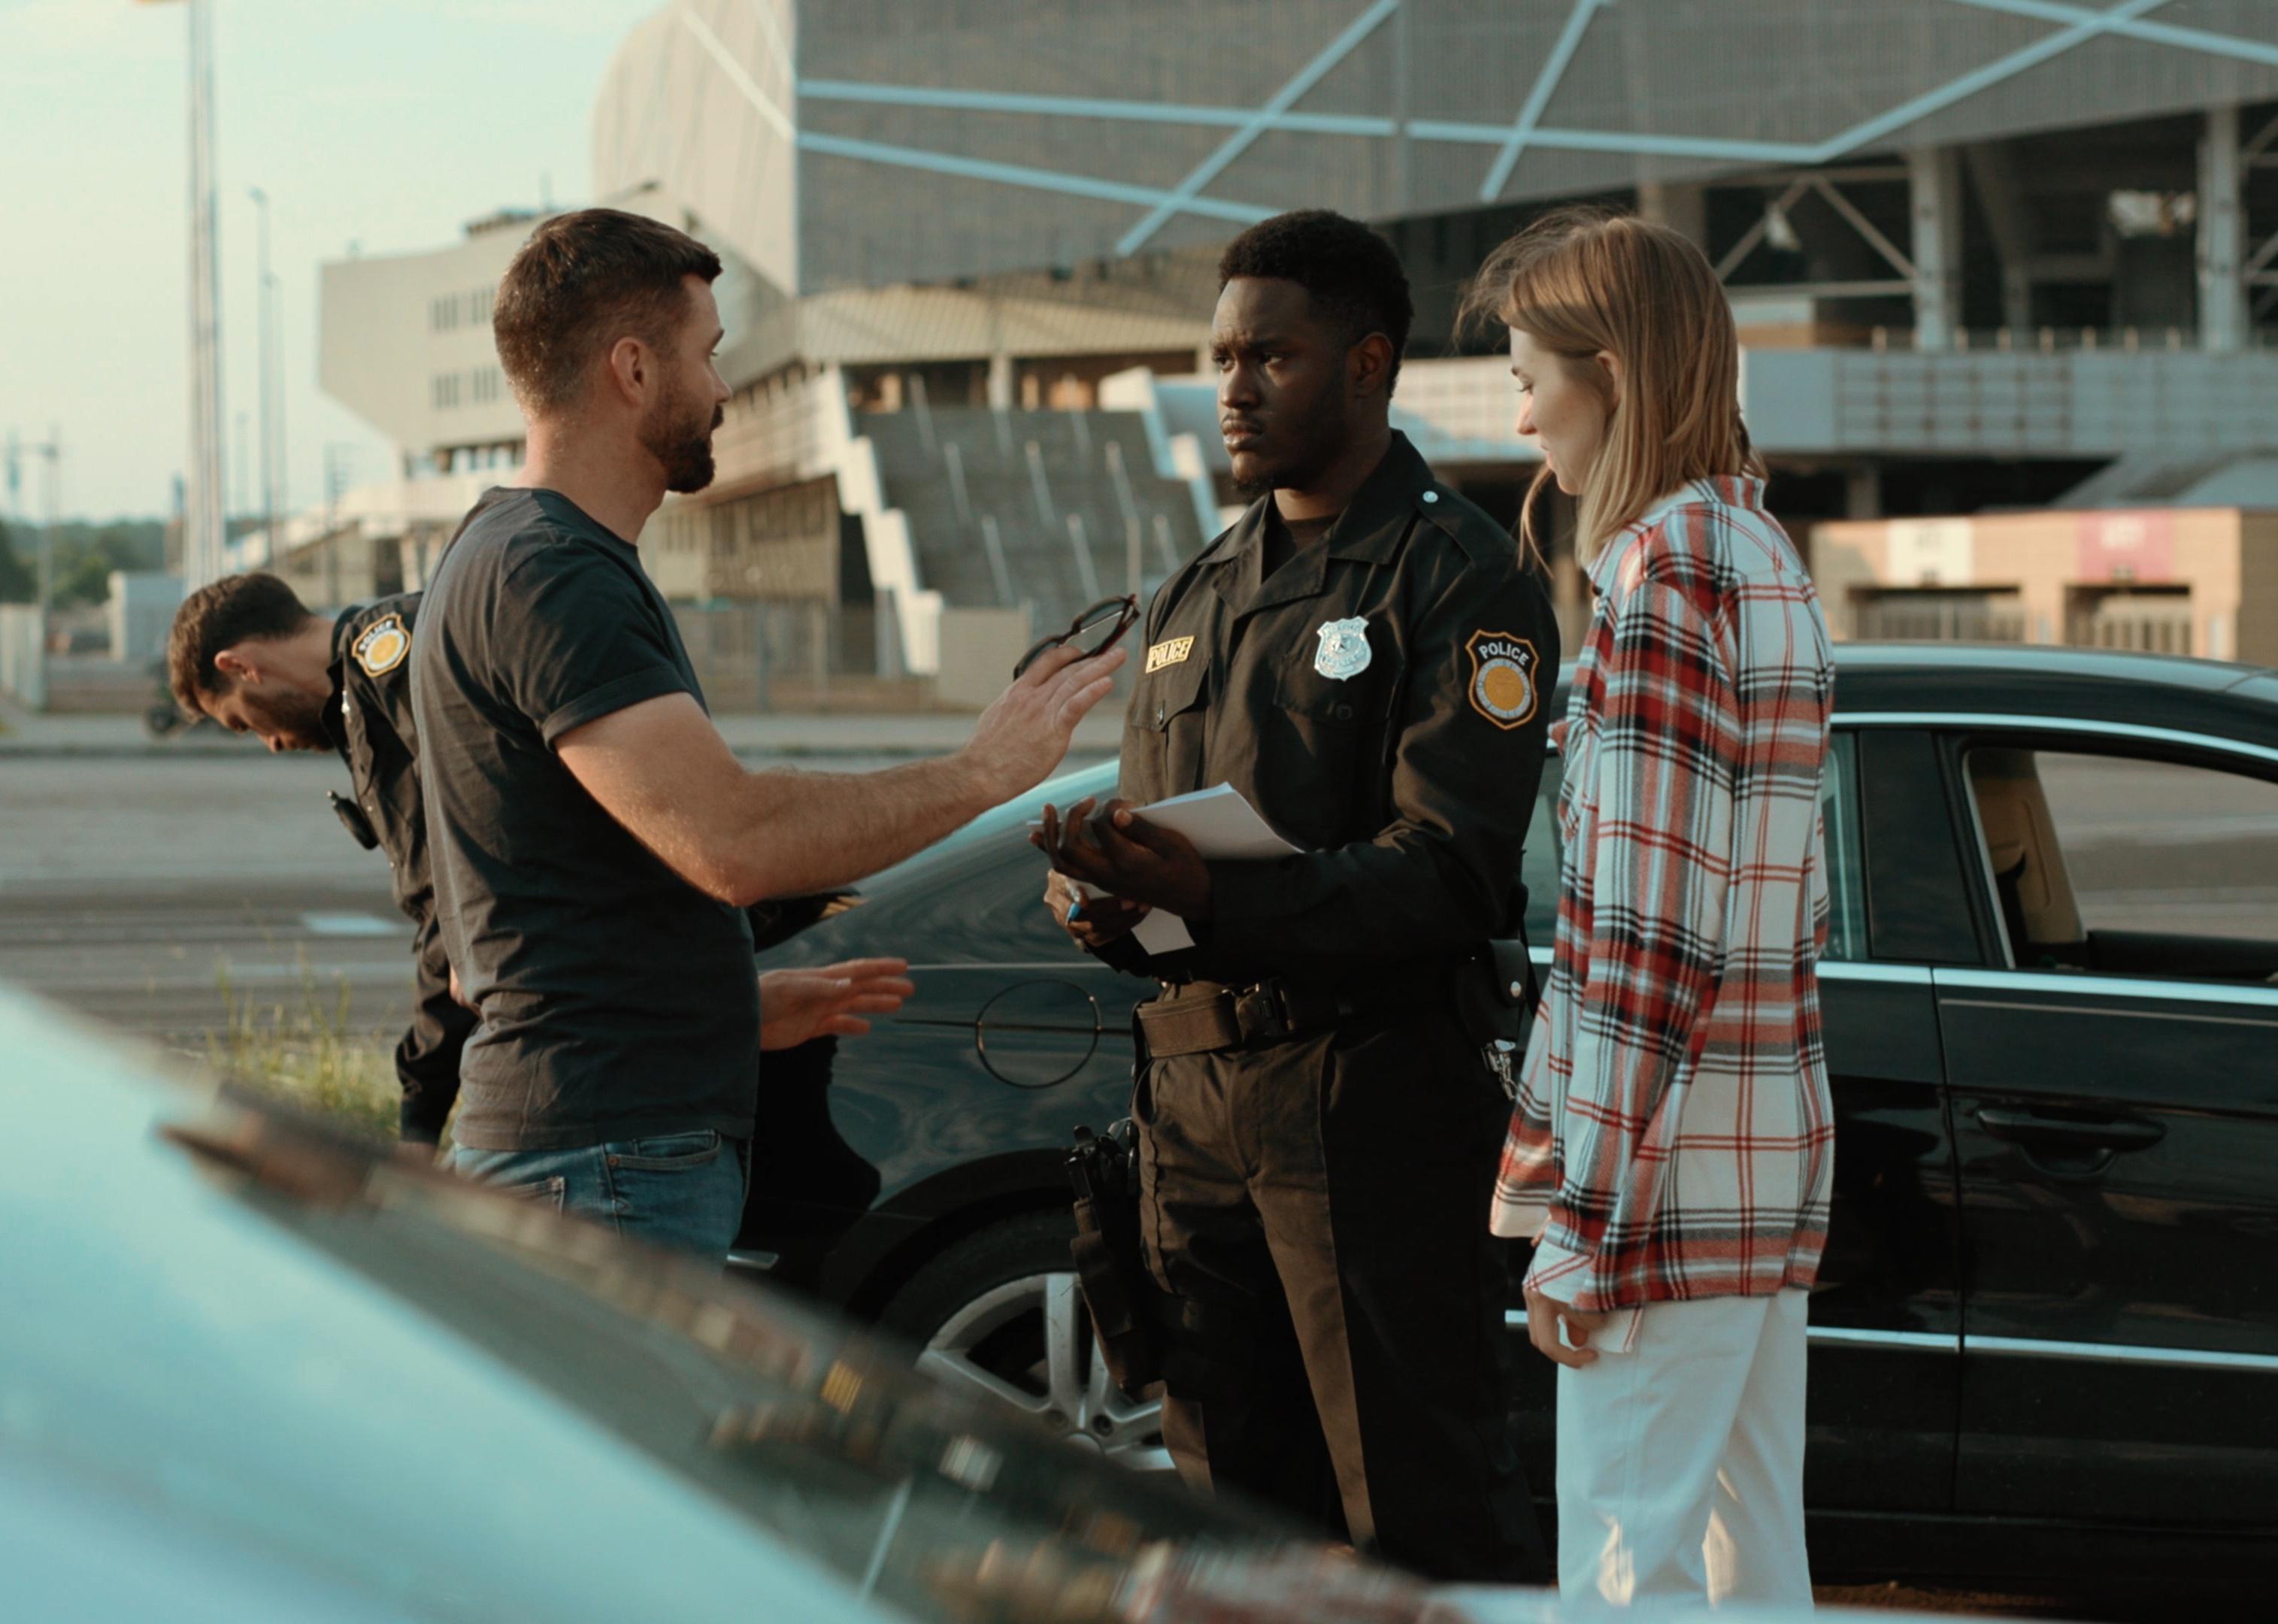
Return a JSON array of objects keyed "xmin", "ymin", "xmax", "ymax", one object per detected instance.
[{"xmin": 328, "ymin": 791, "xmax": 380, "ymax": 851}]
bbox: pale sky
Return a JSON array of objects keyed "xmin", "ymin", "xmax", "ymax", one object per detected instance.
[{"xmin": 0, "ymin": 0, "xmax": 668, "ymax": 524}]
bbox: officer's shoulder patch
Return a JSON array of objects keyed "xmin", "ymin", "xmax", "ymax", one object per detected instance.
[
  {"xmin": 1145, "ymin": 635, "xmax": 1195, "ymax": 674},
  {"xmin": 351, "ymin": 614, "xmax": 410, "ymax": 679},
  {"xmin": 1464, "ymin": 629, "xmax": 1540, "ymax": 731}
]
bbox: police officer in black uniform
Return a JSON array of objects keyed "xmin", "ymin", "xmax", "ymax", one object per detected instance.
[
  {"xmin": 1036, "ymin": 212, "xmax": 1558, "ymax": 1582},
  {"xmin": 325, "ymin": 591, "xmax": 474, "ymax": 1143},
  {"xmin": 165, "ymin": 571, "xmax": 476, "ymax": 1142}
]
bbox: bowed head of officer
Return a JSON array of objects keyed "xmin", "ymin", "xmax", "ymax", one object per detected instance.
[{"xmin": 1034, "ymin": 209, "xmax": 1559, "ymax": 1583}]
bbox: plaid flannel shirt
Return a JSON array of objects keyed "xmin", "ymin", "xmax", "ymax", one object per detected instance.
[{"xmin": 1491, "ymin": 475, "xmax": 1837, "ymax": 1317}]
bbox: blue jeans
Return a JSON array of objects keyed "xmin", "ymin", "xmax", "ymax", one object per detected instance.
[{"xmin": 449, "ymin": 1129, "xmax": 750, "ymax": 1260}]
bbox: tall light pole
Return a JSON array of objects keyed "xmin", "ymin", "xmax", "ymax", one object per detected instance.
[
  {"xmin": 139, "ymin": 0, "xmax": 226, "ymax": 588},
  {"xmin": 249, "ymin": 183, "xmax": 279, "ymax": 567},
  {"xmin": 38, "ymin": 429, "xmax": 59, "ymax": 659},
  {"xmin": 9, "ymin": 428, "xmax": 62, "ymax": 709}
]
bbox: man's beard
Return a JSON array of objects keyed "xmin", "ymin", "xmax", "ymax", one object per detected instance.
[
  {"xmin": 243, "ymin": 686, "xmax": 329, "ymax": 749},
  {"xmin": 1233, "ymin": 387, "xmax": 1349, "ymax": 500},
  {"xmin": 642, "ymin": 384, "xmax": 725, "ymax": 495}
]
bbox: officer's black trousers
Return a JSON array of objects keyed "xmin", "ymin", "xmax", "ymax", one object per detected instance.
[{"xmin": 1134, "ymin": 1010, "xmax": 1547, "ymax": 1583}]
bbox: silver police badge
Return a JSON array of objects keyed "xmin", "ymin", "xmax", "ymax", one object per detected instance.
[{"xmin": 1313, "ymin": 617, "xmax": 1372, "ymax": 680}]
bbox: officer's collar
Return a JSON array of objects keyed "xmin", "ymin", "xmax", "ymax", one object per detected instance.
[
  {"xmin": 1338, "ymin": 431, "xmax": 1449, "ymax": 565},
  {"xmin": 1203, "ymin": 429, "xmax": 1433, "ymax": 574},
  {"xmin": 319, "ymin": 615, "xmax": 353, "ymax": 749}
]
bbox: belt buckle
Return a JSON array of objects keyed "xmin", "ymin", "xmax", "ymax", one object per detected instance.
[{"xmin": 1232, "ymin": 981, "xmax": 1289, "ymax": 1043}]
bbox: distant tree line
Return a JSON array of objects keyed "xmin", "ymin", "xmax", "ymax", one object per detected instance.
[{"xmin": 0, "ymin": 517, "xmax": 168, "ymax": 607}]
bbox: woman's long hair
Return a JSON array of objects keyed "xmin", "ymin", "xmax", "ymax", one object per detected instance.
[{"xmin": 1461, "ymin": 207, "xmax": 1762, "ymax": 568}]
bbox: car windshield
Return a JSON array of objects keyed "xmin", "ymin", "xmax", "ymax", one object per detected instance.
[{"xmin": 158, "ymin": 1088, "xmax": 1426, "ymax": 1623}]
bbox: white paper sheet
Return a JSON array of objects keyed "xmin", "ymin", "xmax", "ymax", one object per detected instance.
[{"xmin": 1039, "ymin": 783, "xmax": 1299, "ymax": 956}]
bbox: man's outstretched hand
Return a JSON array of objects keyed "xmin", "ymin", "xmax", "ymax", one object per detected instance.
[
  {"xmin": 1031, "ymin": 796, "xmax": 1213, "ymax": 921},
  {"xmin": 959, "ymin": 644, "xmax": 1127, "ymax": 802},
  {"xmin": 759, "ymin": 958, "xmax": 914, "ymax": 1050}
]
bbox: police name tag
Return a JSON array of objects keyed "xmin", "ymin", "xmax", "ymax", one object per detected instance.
[
  {"xmin": 1313, "ymin": 617, "xmax": 1371, "ymax": 680},
  {"xmin": 1146, "ymin": 636, "xmax": 1195, "ymax": 674}
]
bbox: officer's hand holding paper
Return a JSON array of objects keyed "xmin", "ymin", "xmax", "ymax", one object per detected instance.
[{"xmin": 1032, "ymin": 783, "xmax": 1299, "ymax": 955}]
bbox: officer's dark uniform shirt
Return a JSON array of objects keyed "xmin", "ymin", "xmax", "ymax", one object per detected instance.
[
  {"xmin": 413, "ymin": 488, "xmax": 759, "ymax": 1153},
  {"xmin": 1099, "ymin": 431, "xmax": 1559, "ymax": 1582},
  {"xmin": 320, "ymin": 592, "xmax": 472, "ymax": 1144},
  {"xmin": 1119, "ymin": 429, "xmax": 1559, "ymax": 989}
]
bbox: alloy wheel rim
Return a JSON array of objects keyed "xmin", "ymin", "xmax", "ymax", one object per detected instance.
[{"xmin": 916, "ymin": 1269, "xmax": 1170, "ymax": 1471}]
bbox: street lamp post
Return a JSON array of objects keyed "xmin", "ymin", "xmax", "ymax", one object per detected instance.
[
  {"xmin": 138, "ymin": 0, "xmax": 226, "ymax": 589},
  {"xmin": 249, "ymin": 184, "xmax": 278, "ymax": 568}
]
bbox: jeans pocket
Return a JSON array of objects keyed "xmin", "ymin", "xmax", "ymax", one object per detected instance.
[
  {"xmin": 607, "ymin": 1130, "xmax": 724, "ymax": 1173},
  {"xmin": 501, "ymin": 1175, "xmax": 568, "ymax": 1211}
]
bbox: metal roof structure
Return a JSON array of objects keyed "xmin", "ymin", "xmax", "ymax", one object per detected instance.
[{"xmin": 592, "ymin": 0, "xmax": 2278, "ymax": 294}]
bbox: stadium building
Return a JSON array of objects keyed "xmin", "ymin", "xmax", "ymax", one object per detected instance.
[{"xmin": 315, "ymin": 2, "xmax": 2278, "ymax": 692}]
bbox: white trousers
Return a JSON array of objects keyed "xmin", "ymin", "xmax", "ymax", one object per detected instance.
[{"xmin": 1555, "ymin": 1289, "xmax": 1813, "ymax": 1610}]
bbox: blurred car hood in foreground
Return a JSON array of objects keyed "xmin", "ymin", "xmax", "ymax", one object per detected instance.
[
  {"xmin": 0, "ymin": 986, "xmax": 1435, "ymax": 1623},
  {"xmin": 0, "ymin": 986, "xmax": 2037, "ymax": 1624}
]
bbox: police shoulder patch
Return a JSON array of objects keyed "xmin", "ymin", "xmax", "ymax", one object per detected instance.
[
  {"xmin": 1464, "ymin": 629, "xmax": 1539, "ymax": 731},
  {"xmin": 352, "ymin": 614, "xmax": 410, "ymax": 679}
]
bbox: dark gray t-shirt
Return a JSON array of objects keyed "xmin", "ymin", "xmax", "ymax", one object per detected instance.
[{"xmin": 413, "ymin": 487, "xmax": 758, "ymax": 1151}]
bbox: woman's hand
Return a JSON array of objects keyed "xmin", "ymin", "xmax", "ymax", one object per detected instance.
[{"xmin": 1524, "ymin": 1284, "xmax": 1610, "ymax": 1368}]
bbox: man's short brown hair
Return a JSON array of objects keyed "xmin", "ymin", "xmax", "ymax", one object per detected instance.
[
  {"xmin": 492, "ymin": 208, "xmax": 723, "ymax": 415},
  {"xmin": 166, "ymin": 572, "xmax": 317, "ymax": 717}
]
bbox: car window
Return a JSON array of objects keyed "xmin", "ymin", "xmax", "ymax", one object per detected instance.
[
  {"xmin": 1519, "ymin": 732, "xmax": 1866, "ymax": 963},
  {"xmin": 1521, "ymin": 755, "xmax": 1561, "ymax": 947},
  {"xmin": 1963, "ymin": 743, "xmax": 2278, "ymax": 977},
  {"xmin": 1821, "ymin": 732, "xmax": 1866, "ymax": 962}
]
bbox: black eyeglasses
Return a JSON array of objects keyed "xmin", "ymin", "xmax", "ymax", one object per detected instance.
[{"xmin": 1013, "ymin": 594, "xmax": 1139, "ymax": 679}]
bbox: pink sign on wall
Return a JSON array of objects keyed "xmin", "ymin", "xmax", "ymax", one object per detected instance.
[{"xmin": 2075, "ymin": 511, "xmax": 2174, "ymax": 583}]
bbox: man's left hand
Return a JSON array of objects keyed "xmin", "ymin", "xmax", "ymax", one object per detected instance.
[
  {"xmin": 1030, "ymin": 797, "xmax": 1213, "ymax": 920},
  {"xmin": 759, "ymin": 958, "xmax": 913, "ymax": 1050}
]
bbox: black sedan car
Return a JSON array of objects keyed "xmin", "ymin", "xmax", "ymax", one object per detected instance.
[{"xmin": 744, "ymin": 644, "xmax": 2278, "ymax": 1598}]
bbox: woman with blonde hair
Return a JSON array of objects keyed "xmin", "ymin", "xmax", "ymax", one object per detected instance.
[{"xmin": 1468, "ymin": 207, "xmax": 1836, "ymax": 1607}]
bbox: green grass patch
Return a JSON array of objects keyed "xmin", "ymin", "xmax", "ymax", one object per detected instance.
[{"xmin": 206, "ymin": 954, "xmax": 401, "ymax": 1143}]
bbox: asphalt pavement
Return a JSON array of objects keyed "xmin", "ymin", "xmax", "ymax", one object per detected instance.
[{"xmin": 0, "ymin": 726, "xmax": 1113, "ymax": 1059}]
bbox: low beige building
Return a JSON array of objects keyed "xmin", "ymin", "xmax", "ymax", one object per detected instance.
[{"xmin": 1810, "ymin": 507, "xmax": 2278, "ymax": 667}]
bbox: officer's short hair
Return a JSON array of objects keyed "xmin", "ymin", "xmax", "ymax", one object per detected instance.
[
  {"xmin": 493, "ymin": 208, "xmax": 724, "ymax": 417},
  {"xmin": 1217, "ymin": 210, "xmax": 1414, "ymax": 390},
  {"xmin": 166, "ymin": 572, "xmax": 317, "ymax": 717}
]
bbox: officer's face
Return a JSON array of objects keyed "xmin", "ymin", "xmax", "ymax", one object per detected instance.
[
  {"xmin": 202, "ymin": 674, "xmax": 329, "ymax": 753},
  {"xmin": 638, "ymin": 277, "xmax": 732, "ymax": 495},
  {"xmin": 1212, "ymin": 277, "xmax": 1355, "ymax": 495},
  {"xmin": 1509, "ymin": 326, "xmax": 1613, "ymax": 498}
]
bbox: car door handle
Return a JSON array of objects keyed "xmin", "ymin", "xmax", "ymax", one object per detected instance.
[{"xmin": 1974, "ymin": 1108, "xmax": 2166, "ymax": 1152}]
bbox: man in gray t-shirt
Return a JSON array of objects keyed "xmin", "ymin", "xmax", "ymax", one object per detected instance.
[{"xmin": 417, "ymin": 208, "xmax": 1123, "ymax": 1258}]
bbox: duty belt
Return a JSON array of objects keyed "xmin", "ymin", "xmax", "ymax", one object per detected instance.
[{"xmin": 1135, "ymin": 973, "xmax": 1438, "ymax": 1058}]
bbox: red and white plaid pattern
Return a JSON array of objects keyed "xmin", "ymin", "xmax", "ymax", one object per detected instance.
[{"xmin": 1492, "ymin": 475, "xmax": 1836, "ymax": 1313}]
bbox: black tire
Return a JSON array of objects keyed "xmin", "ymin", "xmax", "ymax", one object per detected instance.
[
  {"xmin": 880, "ymin": 1210, "xmax": 1167, "ymax": 1468},
  {"xmin": 879, "ymin": 1210, "xmax": 1077, "ymax": 1341}
]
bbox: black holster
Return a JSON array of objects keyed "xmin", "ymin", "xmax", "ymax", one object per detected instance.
[{"xmin": 1066, "ymin": 1118, "xmax": 1163, "ymax": 1395}]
